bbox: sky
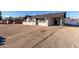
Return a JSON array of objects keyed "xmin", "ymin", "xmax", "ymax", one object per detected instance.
[{"xmin": 1, "ymin": 11, "xmax": 79, "ymax": 19}]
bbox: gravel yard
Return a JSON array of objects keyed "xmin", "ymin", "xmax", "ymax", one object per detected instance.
[
  {"xmin": 34, "ymin": 27, "xmax": 79, "ymax": 48},
  {"xmin": 0, "ymin": 24, "xmax": 79, "ymax": 48}
]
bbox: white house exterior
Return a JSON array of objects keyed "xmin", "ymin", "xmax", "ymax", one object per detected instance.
[
  {"xmin": 23, "ymin": 18, "xmax": 36, "ymax": 25},
  {"xmin": 23, "ymin": 18, "xmax": 48, "ymax": 26},
  {"xmin": 23, "ymin": 12, "xmax": 66, "ymax": 26}
]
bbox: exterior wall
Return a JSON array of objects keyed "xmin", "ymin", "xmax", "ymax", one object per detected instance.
[
  {"xmin": 48, "ymin": 18, "xmax": 60, "ymax": 26},
  {"xmin": 22, "ymin": 18, "xmax": 64, "ymax": 26},
  {"xmin": 38, "ymin": 19, "xmax": 48, "ymax": 26},
  {"xmin": 22, "ymin": 22, "xmax": 27, "ymax": 25},
  {"xmin": 23, "ymin": 18, "xmax": 48, "ymax": 26},
  {"xmin": 0, "ymin": 20, "xmax": 3, "ymax": 24},
  {"xmin": 23, "ymin": 18, "xmax": 36, "ymax": 25},
  {"xmin": 48, "ymin": 18, "xmax": 64, "ymax": 26},
  {"xmin": 60, "ymin": 18, "xmax": 65, "ymax": 26},
  {"xmin": 59, "ymin": 18, "xmax": 64, "ymax": 26},
  {"xmin": 8, "ymin": 20, "xmax": 14, "ymax": 24},
  {"xmin": 27, "ymin": 22, "xmax": 36, "ymax": 25},
  {"xmin": 0, "ymin": 20, "xmax": 7, "ymax": 24},
  {"xmin": 62, "ymin": 18, "xmax": 65, "ymax": 26},
  {"xmin": 48, "ymin": 19, "xmax": 54, "ymax": 26}
]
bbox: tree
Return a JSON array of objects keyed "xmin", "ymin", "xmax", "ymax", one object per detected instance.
[
  {"xmin": 64, "ymin": 12, "xmax": 66, "ymax": 18},
  {"xmin": 0, "ymin": 11, "xmax": 2, "ymax": 20},
  {"xmin": 67, "ymin": 17, "xmax": 70, "ymax": 19},
  {"xmin": 8, "ymin": 17, "xmax": 13, "ymax": 20}
]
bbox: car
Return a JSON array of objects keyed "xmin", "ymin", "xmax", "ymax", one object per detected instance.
[{"xmin": 0, "ymin": 36, "xmax": 6, "ymax": 45}]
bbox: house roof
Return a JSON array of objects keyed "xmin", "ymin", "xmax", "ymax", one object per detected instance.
[{"xmin": 31, "ymin": 12, "xmax": 66, "ymax": 19}]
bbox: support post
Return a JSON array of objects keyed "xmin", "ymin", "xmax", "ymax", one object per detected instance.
[{"xmin": 60, "ymin": 18, "xmax": 63, "ymax": 26}]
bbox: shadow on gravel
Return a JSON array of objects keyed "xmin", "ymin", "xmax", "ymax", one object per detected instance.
[{"xmin": 0, "ymin": 36, "xmax": 6, "ymax": 45}]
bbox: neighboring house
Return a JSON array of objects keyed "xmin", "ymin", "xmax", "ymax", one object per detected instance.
[
  {"xmin": 23, "ymin": 12, "xmax": 66, "ymax": 26},
  {"xmin": 65, "ymin": 19, "xmax": 79, "ymax": 25},
  {"xmin": 0, "ymin": 17, "xmax": 24, "ymax": 24}
]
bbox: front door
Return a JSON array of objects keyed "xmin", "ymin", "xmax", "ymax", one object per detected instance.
[{"xmin": 54, "ymin": 19, "xmax": 58, "ymax": 25}]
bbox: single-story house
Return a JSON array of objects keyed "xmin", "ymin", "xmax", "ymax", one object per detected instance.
[
  {"xmin": 65, "ymin": 18, "xmax": 79, "ymax": 25},
  {"xmin": 23, "ymin": 12, "xmax": 66, "ymax": 26}
]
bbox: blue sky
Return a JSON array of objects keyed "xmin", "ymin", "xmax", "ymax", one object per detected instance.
[{"xmin": 2, "ymin": 11, "xmax": 79, "ymax": 18}]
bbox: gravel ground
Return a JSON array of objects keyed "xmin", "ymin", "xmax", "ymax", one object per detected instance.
[
  {"xmin": 0, "ymin": 24, "xmax": 60, "ymax": 48},
  {"xmin": 34, "ymin": 27, "xmax": 79, "ymax": 48},
  {"xmin": 0, "ymin": 24, "xmax": 79, "ymax": 48}
]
